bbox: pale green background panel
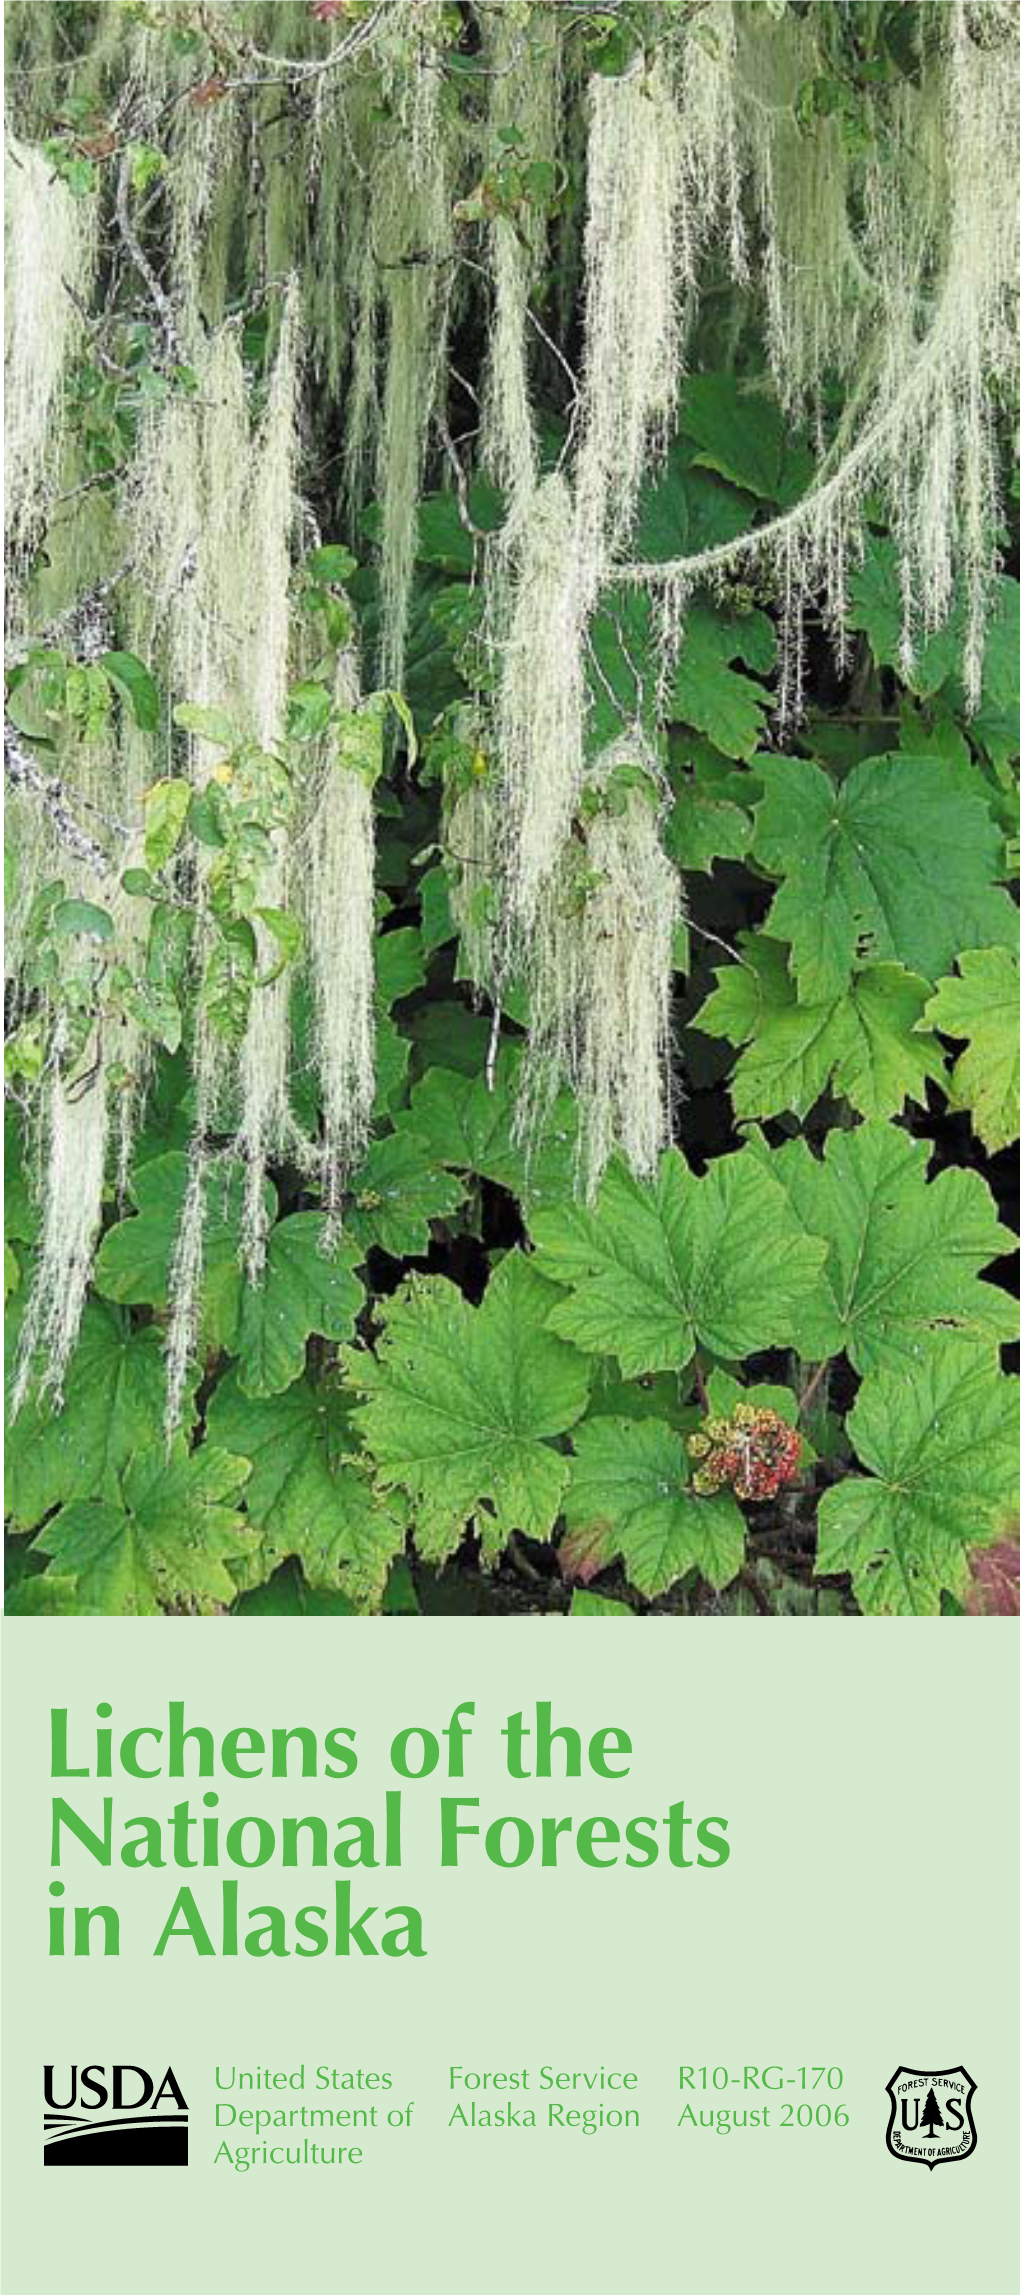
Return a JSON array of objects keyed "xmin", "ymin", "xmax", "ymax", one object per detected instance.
[{"xmin": 1, "ymin": 1620, "xmax": 1012, "ymax": 2292}]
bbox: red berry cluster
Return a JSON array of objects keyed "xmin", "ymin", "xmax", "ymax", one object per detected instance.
[{"xmin": 688, "ymin": 1404, "xmax": 801, "ymax": 1504}]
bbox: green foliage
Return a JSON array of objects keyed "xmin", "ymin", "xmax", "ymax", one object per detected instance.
[
  {"xmin": 346, "ymin": 1253, "xmax": 591, "ymax": 1566},
  {"xmin": 528, "ymin": 1148, "xmax": 828, "ymax": 1377},
  {"xmin": 924, "ymin": 949, "xmax": 1020, "ymax": 1156},
  {"xmin": 760, "ymin": 1124, "xmax": 1020, "ymax": 1374},
  {"xmin": 752, "ymin": 753, "xmax": 1019, "ymax": 1002},
  {"xmin": 816, "ymin": 1343, "xmax": 1020, "ymax": 1616},
  {"xmin": 30, "ymin": 1444, "xmax": 253, "ymax": 1617},
  {"xmin": 206, "ymin": 1373, "xmax": 405, "ymax": 1608},
  {"xmin": 696, "ymin": 939, "xmax": 948, "ymax": 1123},
  {"xmin": 235, "ymin": 1215, "xmax": 364, "ymax": 1398},
  {"xmin": 4, "ymin": 0, "xmax": 1019, "ymax": 1619},
  {"xmin": 563, "ymin": 1417, "xmax": 745, "ymax": 1597},
  {"xmin": 6, "ymin": 1302, "xmax": 195, "ymax": 1529}
]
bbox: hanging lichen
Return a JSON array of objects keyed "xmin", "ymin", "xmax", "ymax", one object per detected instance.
[
  {"xmin": 574, "ymin": 56, "xmax": 684, "ymax": 575},
  {"xmin": 494, "ymin": 472, "xmax": 586, "ymax": 951},
  {"xmin": 13, "ymin": 1058, "xmax": 108, "ymax": 1414},
  {"xmin": 237, "ymin": 282, "xmax": 303, "ymax": 1276},
  {"xmin": 479, "ymin": 10, "xmax": 562, "ymax": 524},
  {"xmin": 517, "ymin": 735, "xmax": 682, "ymax": 1203},
  {"xmin": 372, "ymin": 39, "xmax": 453, "ymax": 692},
  {"xmin": 4, "ymin": 133, "xmax": 98, "ymax": 568},
  {"xmin": 306, "ymin": 653, "xmax": 378, "ymax": 1234}
]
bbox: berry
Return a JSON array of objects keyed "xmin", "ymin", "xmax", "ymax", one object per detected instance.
[{"xmin": 688, "ymin": 1404, "xmax": 801, "ymax": 1503}]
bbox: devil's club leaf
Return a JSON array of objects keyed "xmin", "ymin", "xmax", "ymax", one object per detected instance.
[
  {"xmin": 344, "ymin": 1130, "xmax": 466, "ymax": 1259},
  {"xmin": 30, "ymin": 1444, "xmax": 253, "ymax": 1616},
  {"xmin": 695, "ymin": 936, "xmax": 947, "ymax": 1122},
  {"xmin": 762, "ymin": 1121, "xmax": 1020, "ymax": 1372},
  {"xmin": 528, "ymin": 1146, "xmax": 827, "ymax": 1377},
  {"xmin": 93, "ymin": 1151, "xmax": 275, "ymax": 1352},
  {"xmin": 236, "ymin": 1213, "xmax": 365, "ymax": 1397},
  {"xmin": 680, "ymin": 372, "xmax": 814, "ymax": 504},
  {"xmin": 345, "ymin": 1251, "xmax": 590, "ymax": 1565},
  {"xmin": 924, "ymin": 947, "xmax": 1020, "ymax": 1155},
  {"xmin": 206, "ymin": 1369, "xmax": 405, "ymax": 1607},
  {"xmin": 670, "ymin": 603, "xmax": 776, "ymax": 760},
  {"xmin": 816, "ymin": 1341, "xmax": 1020, "ymax": 1615},
  {"xmin": 664, "ymin": 742, "xmax": 755, "ymax": 874},
  {"xmin": 405, "ymin": 1054, "xmax": 578, "ymax": 1205},
  {"xmin": 5, "ymin": 1302, "xmax": 195, "ymax": 1530},
  {"xmin": 375, "ymin": 924, "xmax": 426, "ymax": 1007},
  {"xmin": 564, "ymin": 1417, "xmax": 745, "ymax": 1595},
  {"xmin": 752, "ymin": 752, "xmax": 1018, "ymax": 1001},
  {"xmin": 848, "ymin": 550, "xmax": 1020, "ymax": 764}
]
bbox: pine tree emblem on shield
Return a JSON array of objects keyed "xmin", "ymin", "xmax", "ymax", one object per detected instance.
[{"xmin": 885, "ymin": 2067, "xmax": 977, "ymax": 2168}]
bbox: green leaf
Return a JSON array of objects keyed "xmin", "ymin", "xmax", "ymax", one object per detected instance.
[
  {"xmin": 5, "ymin": 1303, "xmax": 196, "ymax": 1531},
  {"xmin": 173, "ymin": 701, "xmax": 234, "ymax": 747},
  {"xmin": 752, "ymin": 752, "xmax": 1019, "ymax": 1001},
  {"xmin": 51, "ymin": 897, "xmax": 114, "ymax": 942},
  {"xmin": 375, "ymin": 924, "xmax": 426, "ymax": 1006},
  {"xmin": 413, "ymin": 482, "xmax": 503, "ymax": 573},
  {"xmin": 344, "ymin": 1130, "xmax": 466, "ymax": 1259},
  {"xmin": 816, "ymin": 1341, "xmax": 1020, "ymax": 1615},
  {"xmin": 143, "ymin": 776, "xmax": 191, "ymax": 871},
  {"xmin": 287, "ymin": 679, "xmax": 333, "ymax": 741},
  {"xmin": 100, "ymin": 650, "xmax": 161, "ymax": 731},
  {"xmin": 564, "ymin": 1417, "xmax": 745, "ymax": 1596},
  {"xmin": 528, "ymin": 1145, "xmax": 828, "ymax": 1378},
  {"xmin": 405, "ymin": 1054, "xmax": 578, "ymax": 1207},
  {"xmin": 31, "ymin": 1443, "xmax": 253, "ymax": 1616},
  {"xmin": 204, "ymin": 919, "xmax": 257, "ymax": 1043},
  {"xmin": 924, "ymin": 947, "xmax": 1020, "ymax": 1155},
  {"xmin": 346, "ymin": 1251, "xmax": 591, "ymax": 1565},
  {"xmin": 234, "ymin": 1560, "xmax": 358, "ymax": 1617},
  {"xmin": 848, "ymin": 552, "xmax": 1020, "ymax": 761},
  {"xmin": 188, "ymin": 785, "xmax": 230, "ymax": 847},
  {"xmin": 695, "ymin": 937, "xmax": 948, "ymax": 1122},
  {"xmin": 680, "ymin": 373, "xmax": 813, "ymax": 504},
  {"xmin": 255, "ymin": 904, "xmax": 304, "ymax": 984},
  {"xmin": 570, "ymin": 1589, "xmax": 634, "ymax": 1617},
  {"xmin": 94, "ymin": 1152, "xmax": 275, "ymax": 1354},
  {"xmin": 670, "ymin": 604, "xmax": 776, "ymax": 760},
  {"xmin": 236, "ymin": 1214, "xmax": 365, "ymax": 1397},
  {"xmin": 206, "ymin": 1370, "xmax": 405, "ymax": 1607},
  {"xmin": 118, "ymin": 977, "xmax": 182, "ymax": 1054},
  {"xmin": 665, "ymin": 741, "xmax": 754, "ymax": 873},
  {"xmin": 307, "ymin": 543, "xmax": 357, "ymax": 586},
  {"xmin": 761, "ymin": 1121, "xmax": 1020, "ymax": 1373}
]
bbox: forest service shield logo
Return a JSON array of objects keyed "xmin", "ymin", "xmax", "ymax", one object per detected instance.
[{"xmin": 885, "ymin": 2067, "xmax": 976, "ymax": 2169}]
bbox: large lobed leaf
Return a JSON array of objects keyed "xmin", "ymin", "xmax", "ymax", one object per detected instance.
[
  {"xmin": 528, "ymin": 1145, "xmax": 827, "ymax": 1377},
  {"xmin": 752, "ymin": 752, "xmax": 1018, "ymax": 1002},
  {"xmin": 6, "ymin": 1301, "xmax": 195, "ymax": 1530},
  {"xmin": 696, "ymin": 935, "xmax": 947, "ymax": 1123},
  {"xmin": 924, "ymin": 947, "xmax": 1020, "ymax": 1156},
  {"xmin": 236, "ymin": 1214, "xmax": 364, "ymax": 1396},
  {"xmin": 344, "ymin": 1250, "xmax": 590, "ymax": 1566},
  {"xmin": 31, "ymin": 1444, "xmax": 253, "ymax": 1616},
  {"xmin": 563, "ymin": 1417, "xmax": 745, "ymax": 1597},
  {"xmin": 759, "ymin": 1121, "xmax": 1020, "ymax": 1372},
  {"xmin": 817, "ymin": 1340, "xmax": 1020, "ymax": 1615},
  {"xmin": 207, "ymin": 1370, "xmax": 405, "ymax": 1608}
]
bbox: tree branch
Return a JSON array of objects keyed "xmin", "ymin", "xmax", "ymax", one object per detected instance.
[{"xmin": 4, "ymin": 722, "xmax": 113, "ymax": 879}]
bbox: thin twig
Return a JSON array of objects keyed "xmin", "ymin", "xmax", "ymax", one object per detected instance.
[
  {"xmin": 4, "ymin": 722, "xmax": 113, "ymax": 878},
  {"xmin": 437, "ymin": 412, "xmax": 486, "ymax": 540},
  {"xmin": 115, "ymin": 145, "xmax": 184, "ymax": 365}
]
